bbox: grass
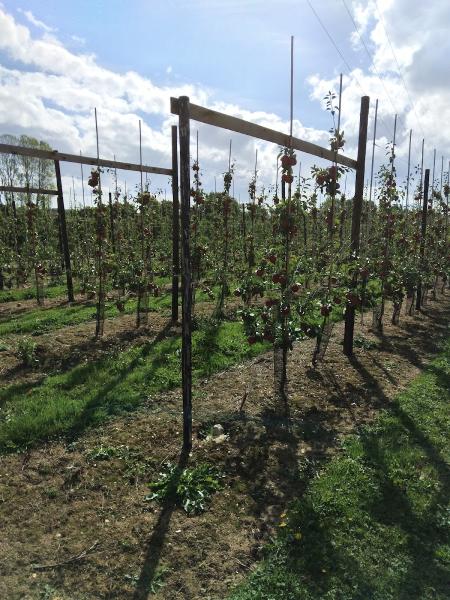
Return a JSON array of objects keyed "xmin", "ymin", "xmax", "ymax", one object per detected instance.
[
  {"xmin": 230, "ymin": 339, "xmax": 450, "ymax": 600},
  {"xmin": 0, "ymin": 320, "xmax": 268, "ymax": 451},
  {"xmin": 0, "ymin": 286, "xmax": 220, "ymax": 337},
  {"xmin": 0, "ymin": 295, "xmax": 172, "ymax": 336},
  {"xmin": 0, "ymin": 283, "xmax": 76, "ymax": 303}
]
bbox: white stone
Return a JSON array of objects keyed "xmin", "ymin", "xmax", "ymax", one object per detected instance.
[{"xmin": 212, "ymin": 424, "xmax": 224, "ymax": 438}]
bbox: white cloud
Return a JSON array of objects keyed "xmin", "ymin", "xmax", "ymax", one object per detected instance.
[
  {"xmin": 71, "ymin": 35, "xmax": 85, "ymax": 45},
  {"xmin": 0, "ymin": 2, "xmax": 448, "ymax": 207},
  {"xmin": 310, "ymin": 0, "xmax": 450, "ymax": 190},
  {"xmin": 17, "ymin": 8, "xmax": 56, "ymax": 33},
  {"xmin": 166, "ymin": 65, "xmax": 172, "ymax": 74},
  {"xmin": 0, "ymin": 6, "xmax": 333, "ymax": 204}
]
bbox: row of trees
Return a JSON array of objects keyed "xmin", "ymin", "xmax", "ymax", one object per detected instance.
[{"xmin": 0, "ymin": 132, "xmax": 448, "ymax": 352}]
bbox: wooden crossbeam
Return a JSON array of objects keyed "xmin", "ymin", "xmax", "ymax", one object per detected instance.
[
  {"xmin": 0, "ymin": 143, "xmax": 173, "ymax": 176},
  {"xmin": 0, "ymin": 185, "xmax": 58, "ymax": 195},
  {"xmin": 170, "ymin": 97, "xmax": 357, "ymax": 170}
]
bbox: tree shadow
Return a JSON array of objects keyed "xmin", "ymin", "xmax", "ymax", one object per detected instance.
[
  {"xmin": 64, "ymin": 320, "xmax": 175, "ymax": 441},
  {"xmin": 349, "ymin": 355, "xmax": 449, "ymax": 484},
  {"xmin": 357, "ymin": 409, "xmax": 450, "ymax": 598},
  {"xmin": 131, "ymin": 447, "xmax": 189, "ymax": 600}
]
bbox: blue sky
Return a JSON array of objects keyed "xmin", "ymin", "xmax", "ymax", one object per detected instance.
[
  {"xmin": 0, "ymin": 0, "xmax": 448, "ymax": 203},
  {"xmin": 5, "ymin": 0, "xmax": 368, "ymax": 127}
]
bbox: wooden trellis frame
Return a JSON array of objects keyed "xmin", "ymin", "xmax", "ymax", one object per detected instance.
[
  {"xmin": 0, "ymin": 142, "xmax": 179, "ymax": 312},
  {"xmin": 171, "ymin": 94, "xmax": 370, "ymax": 450}
]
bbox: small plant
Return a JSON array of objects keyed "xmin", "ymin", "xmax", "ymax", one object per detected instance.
[
  {"xmin": 85, "ymin": 444, "xmax": 122, "ymax": 461},
  {"xmin": 16, "ymin": 336, "xmax": 38, "ymax": 367},
  {"xmin": 353, "ymin": 336, "xmax": 378, "ymax": 350},
  {"xmin": 124, "ymin": 565, "xmax": 169, "ymax": 594},
  {"xmin": 146, "ymin": 462, "xmax": 223, "ymax": 515}
]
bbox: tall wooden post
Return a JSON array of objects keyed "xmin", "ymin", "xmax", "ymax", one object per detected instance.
[
  {"xmin": 54, "ymin": 160, "xmax": 74, "ymax": 302},
  {"xmin": 178, "ymin": 97, "xmax": 192, "ymax": 451},
  {"xmin": 416, "ymin": 169, "xmax": 430, "ymax": 311},
  {"xmin": 171, "ymin": 125, "xmax": 180, "ymax": 322},
  {"xmin": 343, "ymin": 96, "xmax": 370, "ymax": 356}
]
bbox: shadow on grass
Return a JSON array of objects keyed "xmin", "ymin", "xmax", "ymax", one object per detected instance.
[
  {"xmin": 65, "ymin": 320, "xmax": 175, "ymax": 440},
  {"xmin": 349, "ymin": 355, "xmax": 450, "ymax": 599}
]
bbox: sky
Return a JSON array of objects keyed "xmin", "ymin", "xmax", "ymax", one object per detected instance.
[{"xmin": 0, "ymin": 0, "xmax": 449, "ymax": 205}]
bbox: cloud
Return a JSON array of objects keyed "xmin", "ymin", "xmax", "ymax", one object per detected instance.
[
  {"xmin": 309, "ymin": 0, "xmax": 449, "ymax": 190},
  {"xmin": 71, "ymin": 35, "xmax": 85, "ymax": 45},
  {"xmin": 0, "ymin": 6, "xmax": 334, "ymax": 204},
  {"xmin": 17, "ymin": 8, "xmax": 56, "ymax": 33},
  {"xmin": 0, "ymin": 2, "xmax": 447, "ymax": 208}
]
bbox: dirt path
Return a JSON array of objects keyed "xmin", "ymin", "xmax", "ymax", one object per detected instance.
[{"xmin": 0, "ymin": 292, "xmax": 449, "ymax": 600}]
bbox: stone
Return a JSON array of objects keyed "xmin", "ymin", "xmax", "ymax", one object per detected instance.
[{"xmin": 212, "ymin": 424, "xmax": 224, "ymax": 438}]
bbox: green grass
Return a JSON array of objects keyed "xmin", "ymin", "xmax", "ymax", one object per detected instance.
[
  {"xmin": 0, "ymin": 283, "xmax": 81, "ymax": 303},
  {"xmin": 0, "ymin": 320, "xmax": 267, "ymax": 451},
  {"xmin": 0, "ymin": 285, "xmax": 221, "ymax": 337},
  {"xmin": 230, "ymin": 340, "xmax": 450, "ymax": 600},
  {"xmin": 0, "ymin": 294, "xmax": 176, "ymax": 336}
]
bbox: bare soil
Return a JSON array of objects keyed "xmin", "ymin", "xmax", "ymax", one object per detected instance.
[{"xmin": 0, "ymin": 292, "xmax": 449, "ymax": 600}]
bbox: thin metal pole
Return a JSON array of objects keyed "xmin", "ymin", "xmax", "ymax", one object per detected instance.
[
  {"xmin": 80, "ymin": 151, "xmax": 86, "ymax": 209},
  {"xmin": 391, "ymin": 114, "xmax": 397, "ymax": 176},
  {"xmin": 367, "ymin": 99, "xmax": 378, "ymax": 239},
  {"xmin": 290, "ymin": 35, "xmax": 294, "ymax": 139},
  {"xmin": 431, "ymin": 148, "xmax": 436, "ymax": 199},
  {"xmin": 420, "ymin": 139, "xmax": 425, "ymax": 193},
  {"xmin": 139, "ymin": 120, "xmax": 143, "ymax": 193},
  {"xmin": 337, "ymin": 73, "xmax": 343, "ymax": 136},
  {"xmin": 55, "ymin": 160, "xmax": 74, "ymax": 302},
  {"xmin": 416, "ymin": 169, "xmax": 430, "ymax": 310},
  {"xmin": 406, "ymin": 129, "xmax": 412, "ymax": 211}
]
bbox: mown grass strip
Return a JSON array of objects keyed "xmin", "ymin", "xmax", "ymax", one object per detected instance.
[
  {"xmin": 230, "ymin": 340, "xmax": 450, "ymax": 600},
  {"xmin": 0, "ymin": 321, "xmax": 267, "ymax": 452},
  {"xmin": 0, "ymin": 285, "xmax": 221, "ymax": 337},
  {"xmin": 0, "ymin": 283, "xmax": 79, "ymax": 304},
  {"xmin": 0, "ymin": 294, "xmax": 172, "ymax": 336}
]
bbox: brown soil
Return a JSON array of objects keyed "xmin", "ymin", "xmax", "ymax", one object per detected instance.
[{"xmin": 0, "ymin": 293, "xmax": 449, "ymax": 600}]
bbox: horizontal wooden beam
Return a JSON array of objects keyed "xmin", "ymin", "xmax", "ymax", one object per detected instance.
[
  {"xmin": 171, "ymin": 97, "xmax": 357, "ymax": 170},
  {"xmin": 0, "ymin": 185, "xmax": 58, "ymax": 195},
  {"xmin": 0, "ymin": 143, "xmax": 173, "ymax": 177}
]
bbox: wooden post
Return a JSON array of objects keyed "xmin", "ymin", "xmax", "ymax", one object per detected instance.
[
  {"xmin": 178, "ymin": 97, "xmax": 192, "ymax": 451},
  {"xmin": 416, "ymin": 169, "xmax": 430, "ymax": 310},
  {"xmin": 343, "ymin": 96, "xmax": 370, "ymax": 356},
  {"xmin": 54, "ymin": 160, "xmax": 74, "ymax": 302},
  {"xmin": 171, "ymin": 125, "xmax": 180, "ymax": 322}
]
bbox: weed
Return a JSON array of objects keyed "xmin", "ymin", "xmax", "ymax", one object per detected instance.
[
  {"xmin": 353, "ymin": 335, "xmax": 378, "ymax": 350},
  {"xmin": 146, "ymin": 462, "xmax": 224, "ymax": 515},
  {"xmin": 124, "ymin": 566, "xmax": 169, "ymax": 594},
  {"xmin": 16, "ymin": 337, "xmax": 38, "ymax": 367}
]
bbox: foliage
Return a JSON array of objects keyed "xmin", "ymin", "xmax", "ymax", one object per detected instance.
[
  {"xmin": 16, "ymin": 336, "xmax": 38, "ymax": 367},
  {"xmin": 146, "ymin": 462, "xmax": 223, "ymax": 515}
]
